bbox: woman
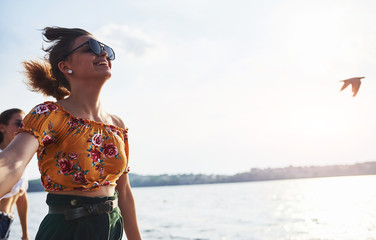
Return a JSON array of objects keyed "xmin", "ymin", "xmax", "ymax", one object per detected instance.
[
  {"xmin": 0, "ymin": 109, "xmax": 29, "ymax": 240},
  {"xmin": 0, "ymin": 27, "xmax": 141, "ymax": 239}
]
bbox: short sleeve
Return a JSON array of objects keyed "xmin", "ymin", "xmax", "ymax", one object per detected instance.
[{"xmin": 17, "ymin": 102, "xmax": 60, "ymax": 149}]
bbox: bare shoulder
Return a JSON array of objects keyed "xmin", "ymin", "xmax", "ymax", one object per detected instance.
[{"xmin": 110, "ymin": 114, "xmax": 127, "ymax": 129}]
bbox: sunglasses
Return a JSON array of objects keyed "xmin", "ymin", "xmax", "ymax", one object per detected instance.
[
  {"xmin": 65, "ymin": 38, "xmax": 115, "ymax": 60},
  {"xmin": 14, "ymin": 119, "xmax": 22, "ymax": 127}
]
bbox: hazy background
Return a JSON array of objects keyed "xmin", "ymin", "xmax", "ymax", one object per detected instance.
[{"xmin": 1, "ymin": 0, "xmax": 376, "ymax": 180}]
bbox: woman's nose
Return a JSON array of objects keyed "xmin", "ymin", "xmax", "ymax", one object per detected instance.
[{"xmin": 99, "ymin": 46, "xmax": 108, "ymax": 58}]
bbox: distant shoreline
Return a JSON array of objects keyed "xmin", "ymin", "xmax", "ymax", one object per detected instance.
[{"xmin": 27, "ymin": 161, "xmax": 376, "ymax": 192}]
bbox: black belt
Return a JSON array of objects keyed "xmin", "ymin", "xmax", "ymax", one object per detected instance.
[{"xmin": 48, "ymin": 199, "xmax": 118, "ymax": 221}]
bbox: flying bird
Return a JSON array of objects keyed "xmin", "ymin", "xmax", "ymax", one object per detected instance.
[{"xmin": 339, "ymin": 77, "xmax": 365, "ymax": 97}]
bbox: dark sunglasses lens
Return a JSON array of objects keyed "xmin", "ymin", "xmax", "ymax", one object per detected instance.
[
  {"xmin": 103, "ymin": 45, "xmax": 115, "ymax": 60},
  {"xmin": 15, "ymin": 120, "xmax": 22, "ymax": 127},
  {"xmin": 89, "ymin": 39, "xmax": 115, "ymax": 60},
  {"xmin": 89, "ymin": 39, "xmax": 102, "ymax": 54}
]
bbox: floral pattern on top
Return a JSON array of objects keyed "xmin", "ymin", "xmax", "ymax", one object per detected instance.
[
  {"xmin": 18, "ymin": 102, "xmax": 130, "ymax": 192},
  {"xmin": 86, "ymin": 132, "xmax": 121, "ymax": 180}
]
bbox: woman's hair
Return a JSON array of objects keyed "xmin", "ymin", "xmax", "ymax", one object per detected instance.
[
  {"xmin": 23, "ymin": 27, "xmax": 91, "ymax": 100},
  {"xmin": 0, "ymin": 108, "xmax": 24, "ymax": 143}
]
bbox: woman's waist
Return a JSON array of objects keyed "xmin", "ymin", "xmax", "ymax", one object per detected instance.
[
  {"xmin": 46, "ymin": 187, "xmax": 119, "ymax": 221},
  {"xmin": 0, "ymin": 196, "xmax": 18, "ymax": 213},
  {"xmin": 48, "ymin": 185, "xmax": 116, "ymax": 199}
]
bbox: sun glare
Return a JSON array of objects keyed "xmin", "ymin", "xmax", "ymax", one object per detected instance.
[{"xmin": 300, "ymin": 176, "xmax": 376, "ymax": 238}]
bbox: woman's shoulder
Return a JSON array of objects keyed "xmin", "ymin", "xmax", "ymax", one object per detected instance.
[
  {"xmin": 19, "ymin": 101, "xmax": 66, "ymax": 142},
  {"xmin": 110, "ymin": 114, "xmax": 127, "ymax": 131},
  {"xmin": 29, "ymin": 101, "xmax": 60, "ymax": 113},
  {"xmin": 23, "ymin": 102, "xmax": 63, "ymax": 119}
]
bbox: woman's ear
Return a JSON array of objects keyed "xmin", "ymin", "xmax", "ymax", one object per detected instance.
[
  {"xmin": 0, "ymin": 124, "xmax": 5, "ymax": 133},
  {"xmin": 58, "ymin": 61, "xmax": 72, "ymax": 75}
]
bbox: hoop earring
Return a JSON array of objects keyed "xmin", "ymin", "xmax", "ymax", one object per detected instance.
[{"xmin": 68, "ymin": 70, "xmax": 73, "ymax": 74}]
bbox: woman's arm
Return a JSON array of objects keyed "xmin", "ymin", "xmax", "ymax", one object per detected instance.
[
  {"xmin": 16, "ymin": 191, "xmax": 29, "ymax": 240},
  {"xmin": 116, "ymin": 173, "xmax": 141, "ymax": 240},
  {"xmin": 0, "ymin": 133, "xmax": 38, "ymax": 197}
]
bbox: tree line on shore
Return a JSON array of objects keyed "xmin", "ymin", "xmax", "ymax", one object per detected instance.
[{"xmin": 27, "ymin": 161, "xmax": 376, "ymax": 191}]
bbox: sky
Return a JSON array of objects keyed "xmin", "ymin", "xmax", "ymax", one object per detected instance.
[{"xmin": 1, "ymin": 0, "xmax": 376, "ymax": 179}]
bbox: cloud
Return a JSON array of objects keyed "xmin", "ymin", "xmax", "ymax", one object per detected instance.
[{"xmin": 95, "ymin": 23, "xmax": 155, "ymax": 57}]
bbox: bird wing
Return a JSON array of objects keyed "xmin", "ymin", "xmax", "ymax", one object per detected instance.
[
  {"xmin": 351, "ymin": 80, "xmax": 361, "ymax": 97},
  {"xmin": 348, "ymin": 77, "xmax": 365, "ymax": 81},
  {"xmin": 340, "ymin": 80, "xmax": 351, "ymax": 91}
]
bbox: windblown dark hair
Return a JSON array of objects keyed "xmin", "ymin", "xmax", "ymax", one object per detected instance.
[
  {"xmin": 23, "ymin": 27, "xmax": 91, "ymax": 100},
  {"xmin": 0, "ymin": 108, "xmax": 24, "ymax": 144}
]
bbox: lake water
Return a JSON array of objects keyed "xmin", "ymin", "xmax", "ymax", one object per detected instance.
[{"xmin": 9, "ymin": 175, "xmax": 376, "ymax": 240}]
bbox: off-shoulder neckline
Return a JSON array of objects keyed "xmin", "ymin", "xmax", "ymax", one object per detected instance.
[{"xmin": 44, "ymin": 101, "xmax": 128, "ymax": 132}]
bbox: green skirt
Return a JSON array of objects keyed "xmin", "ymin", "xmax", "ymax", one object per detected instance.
[{"xmin": 36, "ymin": 192, "xmax": 123, "ymax": 240}]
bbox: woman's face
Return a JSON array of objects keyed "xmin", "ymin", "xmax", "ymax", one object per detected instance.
[
  {"xmin": 66, "ymin": 35, "xmax": 113, "ymax": 81},
  {"xmin": 0, "ymin": 112, "xmax": 24, "ymax": 146}
]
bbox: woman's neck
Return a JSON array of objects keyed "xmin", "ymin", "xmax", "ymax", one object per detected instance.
[
  {"xmin": 57, "ymin": 88, "xmax": 108, "ymax": 122},
  {"xmin": 57, "ymin": 76, "xmax": 111, "ymax": 122}
]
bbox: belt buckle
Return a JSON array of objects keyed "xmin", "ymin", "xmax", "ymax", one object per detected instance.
[
  {"xmin": 85, "ymin": 200, "xmax": 114, "ymax": 215},
  {"xmin": 104, "ymin": 200, "xmax": 114, "ymax": 212}
]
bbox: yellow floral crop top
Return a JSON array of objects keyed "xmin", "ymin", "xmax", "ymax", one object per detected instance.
[{"xmin": 18, "ymin": 102, "xmax": 129, "ymax": 192}]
